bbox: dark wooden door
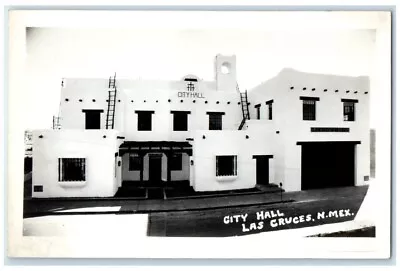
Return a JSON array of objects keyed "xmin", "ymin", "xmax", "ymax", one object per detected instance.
[
  {"xmin": 149, "ymin": 155, "xmax": 162, "ymax": 182},
  {"xmin": 256, "ymin": 157, "xmax": 269, "ymax": 185}
]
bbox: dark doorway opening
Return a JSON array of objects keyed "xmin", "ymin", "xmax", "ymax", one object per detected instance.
[
  {"xmin": 149, "ymin": 154, "xmax": 162, "ymax": 182},
  {"xmin": 253, "ymin": 155, "xmax": 273, "ymax": 185},
  {"xmin": 300, "ymin": 142, "xmax": 357, "ymax": 190}
]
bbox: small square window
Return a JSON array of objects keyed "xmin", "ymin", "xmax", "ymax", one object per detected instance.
[
  {"xmin": 172, "ymin": 112, "xmax": 189, "ymax": 131},
  {"xmin": 209, "ymin": 113, "xmax": 223, "ymax": 130},
  {"xmin": 136, "ymin": 111, "xmax": 153, "ymax": 131},
  {"xmin": 59, "ymin": 158, "xmax": 86, "ymax": 182},
  {"xmin": 216, "ymin": 155, "xmax": 237, "ymax": 177}
]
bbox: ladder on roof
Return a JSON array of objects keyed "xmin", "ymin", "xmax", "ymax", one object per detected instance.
[
  {"xmin": 106, "ymin": 73, "xmax": 117, "ymax": 129},
  {"xmin": 238, "ymin": 87, "xmax": 250, "ymax": 130}
]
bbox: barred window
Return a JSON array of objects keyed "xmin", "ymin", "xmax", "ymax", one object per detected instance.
[
  {"xmin": 343, "ymin": 102, "xmax": 355, "ymax": 121},
  {"xmin": 59, "ymin": 158, "xmax": 86, "ymax": 182},
  {"xmin": 170, "ymin": 153, "xmax": 182, "ymax": 171},
  {"xmin": 129, "ymin": 153, "xmax": 141, "ymax": 171},
  {"xmin": 302, "ymin": 100, "xmax": 316, "ymax": 121},
  {"xmin": 209, "ymin": 113, "xmax": 223, "ymax": 130},
  {"xmin": 216, "ymin": 155, "xmax": 237, "ymax": 177}
]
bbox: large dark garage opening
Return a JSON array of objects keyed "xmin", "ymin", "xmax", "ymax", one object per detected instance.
[{"xmin": 298, "ymin": 141, "xmax": 360, "ymax": 190}]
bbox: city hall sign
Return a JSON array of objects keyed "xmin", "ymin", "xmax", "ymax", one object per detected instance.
[{"xmin": 178, "ymin": 81, "xmax": 205, "ymax": 99}]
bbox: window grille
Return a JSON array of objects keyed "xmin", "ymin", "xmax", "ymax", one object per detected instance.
[
  {"xmin": 216, "ymin": 155, "xmax": 237, "ymax": 176},
  {"xmin": 303, "ymin": 100, "xmax": 316, "ymax": 120},
  {"xmin": 343, "ymin": 102, "xmax": 355, "ymax": 121},
  {"xmin": 58, "ymin": 158, "xmax": 86, "ymax": 182},
  {"xmin": 209, "ymin": 113, "xmax": 222, "ymax": 130}
]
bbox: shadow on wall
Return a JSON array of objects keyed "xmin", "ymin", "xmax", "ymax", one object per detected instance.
[
  {"xmin": 370, "ymin": 129, "xmax": 376, "ymax": 178},
  {"xmin": 24, "ymin": 157, "xmax": 33, "ymax": 199}
]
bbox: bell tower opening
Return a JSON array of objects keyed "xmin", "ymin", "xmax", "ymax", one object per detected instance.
[{"xmin": 215, "ymin": 54, "xmax": 237, "ymax": 92}]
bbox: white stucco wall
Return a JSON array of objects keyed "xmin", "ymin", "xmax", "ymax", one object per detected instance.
[
  {"xmin": 248, "ymin": 68, "xmax": 370, "ymax": 192},
  {"xmin": 192, "ymin": 129, "xmax": 275, "ymax": 192},
  {"xmin": 32, "ymin": 56, "xmax": 372, "ymax": 196},
  {"xmin": 58, "ymin": 55, "xmax": 243, "ymax": 142},
  {"xmin": 31, "ymin": 129, "xmax": 122, "ymax": 198}
]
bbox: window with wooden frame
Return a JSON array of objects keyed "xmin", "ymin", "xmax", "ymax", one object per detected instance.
[
  {"xmin": 300, "ymin": 97, "xmax": 319, "ymax": 121},
  {"xmin": 171, "ymin": 111, "xmax": 190, "ymax": 131},
  {"xmin": 255, "ymin": 104, "xmax": 261, "ymax": 120},
  {"xmin": 342, "ymin": 99, "xmax": 357, "ymax": 122},
  {"xmin": 135, "ymin": 111, "xmax": 154, "ymax": 131},
  {"xmin": 207, "ymin": 112, "xmax": 225, "ymax": 130},
  {"xmin": 216, "ymin": 155, "xmax": 237, "ymax": 177},
  {"xmin": 266, "ymin": 100, "xmax": 273, "ymax": 120},
  {"xmin": 170, "ymin": 153, "xmax": 183, "ymax": 171},
  {"xmin": 58, "ymin": 158, "xmax": 86, "ymax": 182},
  {"xmin": 129, "ymin": 153, "xmax": 141, "ymax": 171}
]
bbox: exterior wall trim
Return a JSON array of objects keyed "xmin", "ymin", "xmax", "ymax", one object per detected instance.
[
  {"xmin": 81, "ymin": 109, "xmax": 104, "ymax": 113},
  {"xmin": 206, "ymin": 111, "xmax": 225, "ymax": 115},
  {"xmin": 296, "ymin": 141, "xmax": 361, "ymax": 145},
  {"xmin": 252, "ymin": 155, "xmax": 274, "ymax": 159},
  {"xmin": 299, "ymin": 96, "xmax": 320, "ymax": 101},
  {"xmin": 341, "ymin": 98, "xmax": 359, "ymax": 103}
]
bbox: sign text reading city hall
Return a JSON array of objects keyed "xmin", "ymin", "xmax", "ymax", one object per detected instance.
[{"xmin": 178, "ymin": 82, "xmax": 205, "ymax": 99}]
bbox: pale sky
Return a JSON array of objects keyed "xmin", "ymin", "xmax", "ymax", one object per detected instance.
[{"xmin": 23, "ymin": 11, "xmax": 381, "ymax": 130}]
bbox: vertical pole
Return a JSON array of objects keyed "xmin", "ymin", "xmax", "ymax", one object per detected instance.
[
  {"xmin": 166, "ymin": 152, "xmax": 171, "ymax": 183},
  {"xmin": 140, "ymin": 153, "xmax": 144, "ymax": 182}
]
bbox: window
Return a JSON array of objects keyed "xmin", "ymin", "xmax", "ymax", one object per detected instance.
[
  {"xmin": 171, "ymin": 111, "xmax": 190, "ymax": 131},
  {"xmin": 82, "ymin": 109, "xmax": 103, "ymax": 129},
  {"xmin": 136, "ymin": 111, "xmax": 154, "ymax": 131},
  {"xmin": 303, "ymin": 100, "xmax": 316, "ymax": 120},
  {"xmin": 58, "ymin": 158, "xmax": 86, "ymax": 182},
  {"xmin": 170, "ymin": 153, "xmax": 183, "ymax": 171},
  {"xmin": 129, "ymin": 153, "xmax": 141, "ymax": 171},
  {"xmin": 343, "ymin": 101, "xmax": 356, "ymax": 121},
  {"xmin": 255, "ymin": 104, "xmax": 261, "ymax": 120},
  {"xmin": 216, "ymin": 155, "xmax": 237, "ymax": 176},
  {"xmin": 266, "ymin": 100, "xmax": 273, "ymax": 120},
  {"xmin": 300, "ymin": 97, "xmax": 319, "ymax": 121},
  {"xmin": 207, "ymin": 112, "xmax": 225, "ymax": 130}
]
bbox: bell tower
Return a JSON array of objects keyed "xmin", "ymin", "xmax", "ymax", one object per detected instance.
[{"xmin": 215, "ymin": 54, "xmax": 237, "ymax": 92}]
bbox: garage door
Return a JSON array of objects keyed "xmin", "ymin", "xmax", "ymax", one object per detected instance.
[{"xmin": 301, "ymin": 142, "xmax": 356, "ymax": 190}]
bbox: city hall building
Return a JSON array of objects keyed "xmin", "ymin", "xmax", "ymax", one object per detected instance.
[{"xmin": 30, "ymin": 54, "xmax": 371, "ymax": 198}]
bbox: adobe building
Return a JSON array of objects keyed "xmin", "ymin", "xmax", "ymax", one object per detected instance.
[{"xmin": 30, "ymin": 54, "xmax": 370, "ymax": 198}]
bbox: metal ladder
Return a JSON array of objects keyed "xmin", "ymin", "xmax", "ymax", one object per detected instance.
[
  {"xmin": 238, "ymin": 87, "xmax": 250, "ymax": 130},
  {"xmin": 106, "ymin": 73, "xmax": 117, "ymax": 129}
]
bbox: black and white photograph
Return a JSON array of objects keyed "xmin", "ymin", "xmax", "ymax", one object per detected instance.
[{"xmin": 7, "ymin": 9, "xmax": 392, "ymax": 259}]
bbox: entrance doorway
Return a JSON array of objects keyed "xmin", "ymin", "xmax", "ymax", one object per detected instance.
[
  {"xmin": 253, "ymin": 155, "xmax": 272, "ymax": 185},
  {"xmin": 148, "ymin": 154, "xmax": 162, "ymax": 182},
  {"xmin": 300, "ymin": 142, "xmax": 357, "ymax": 190}
]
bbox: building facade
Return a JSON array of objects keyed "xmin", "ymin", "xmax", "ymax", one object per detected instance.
[{"xmin": 31, "ymin": 54, "xmax": 370, "ymax": 198}]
